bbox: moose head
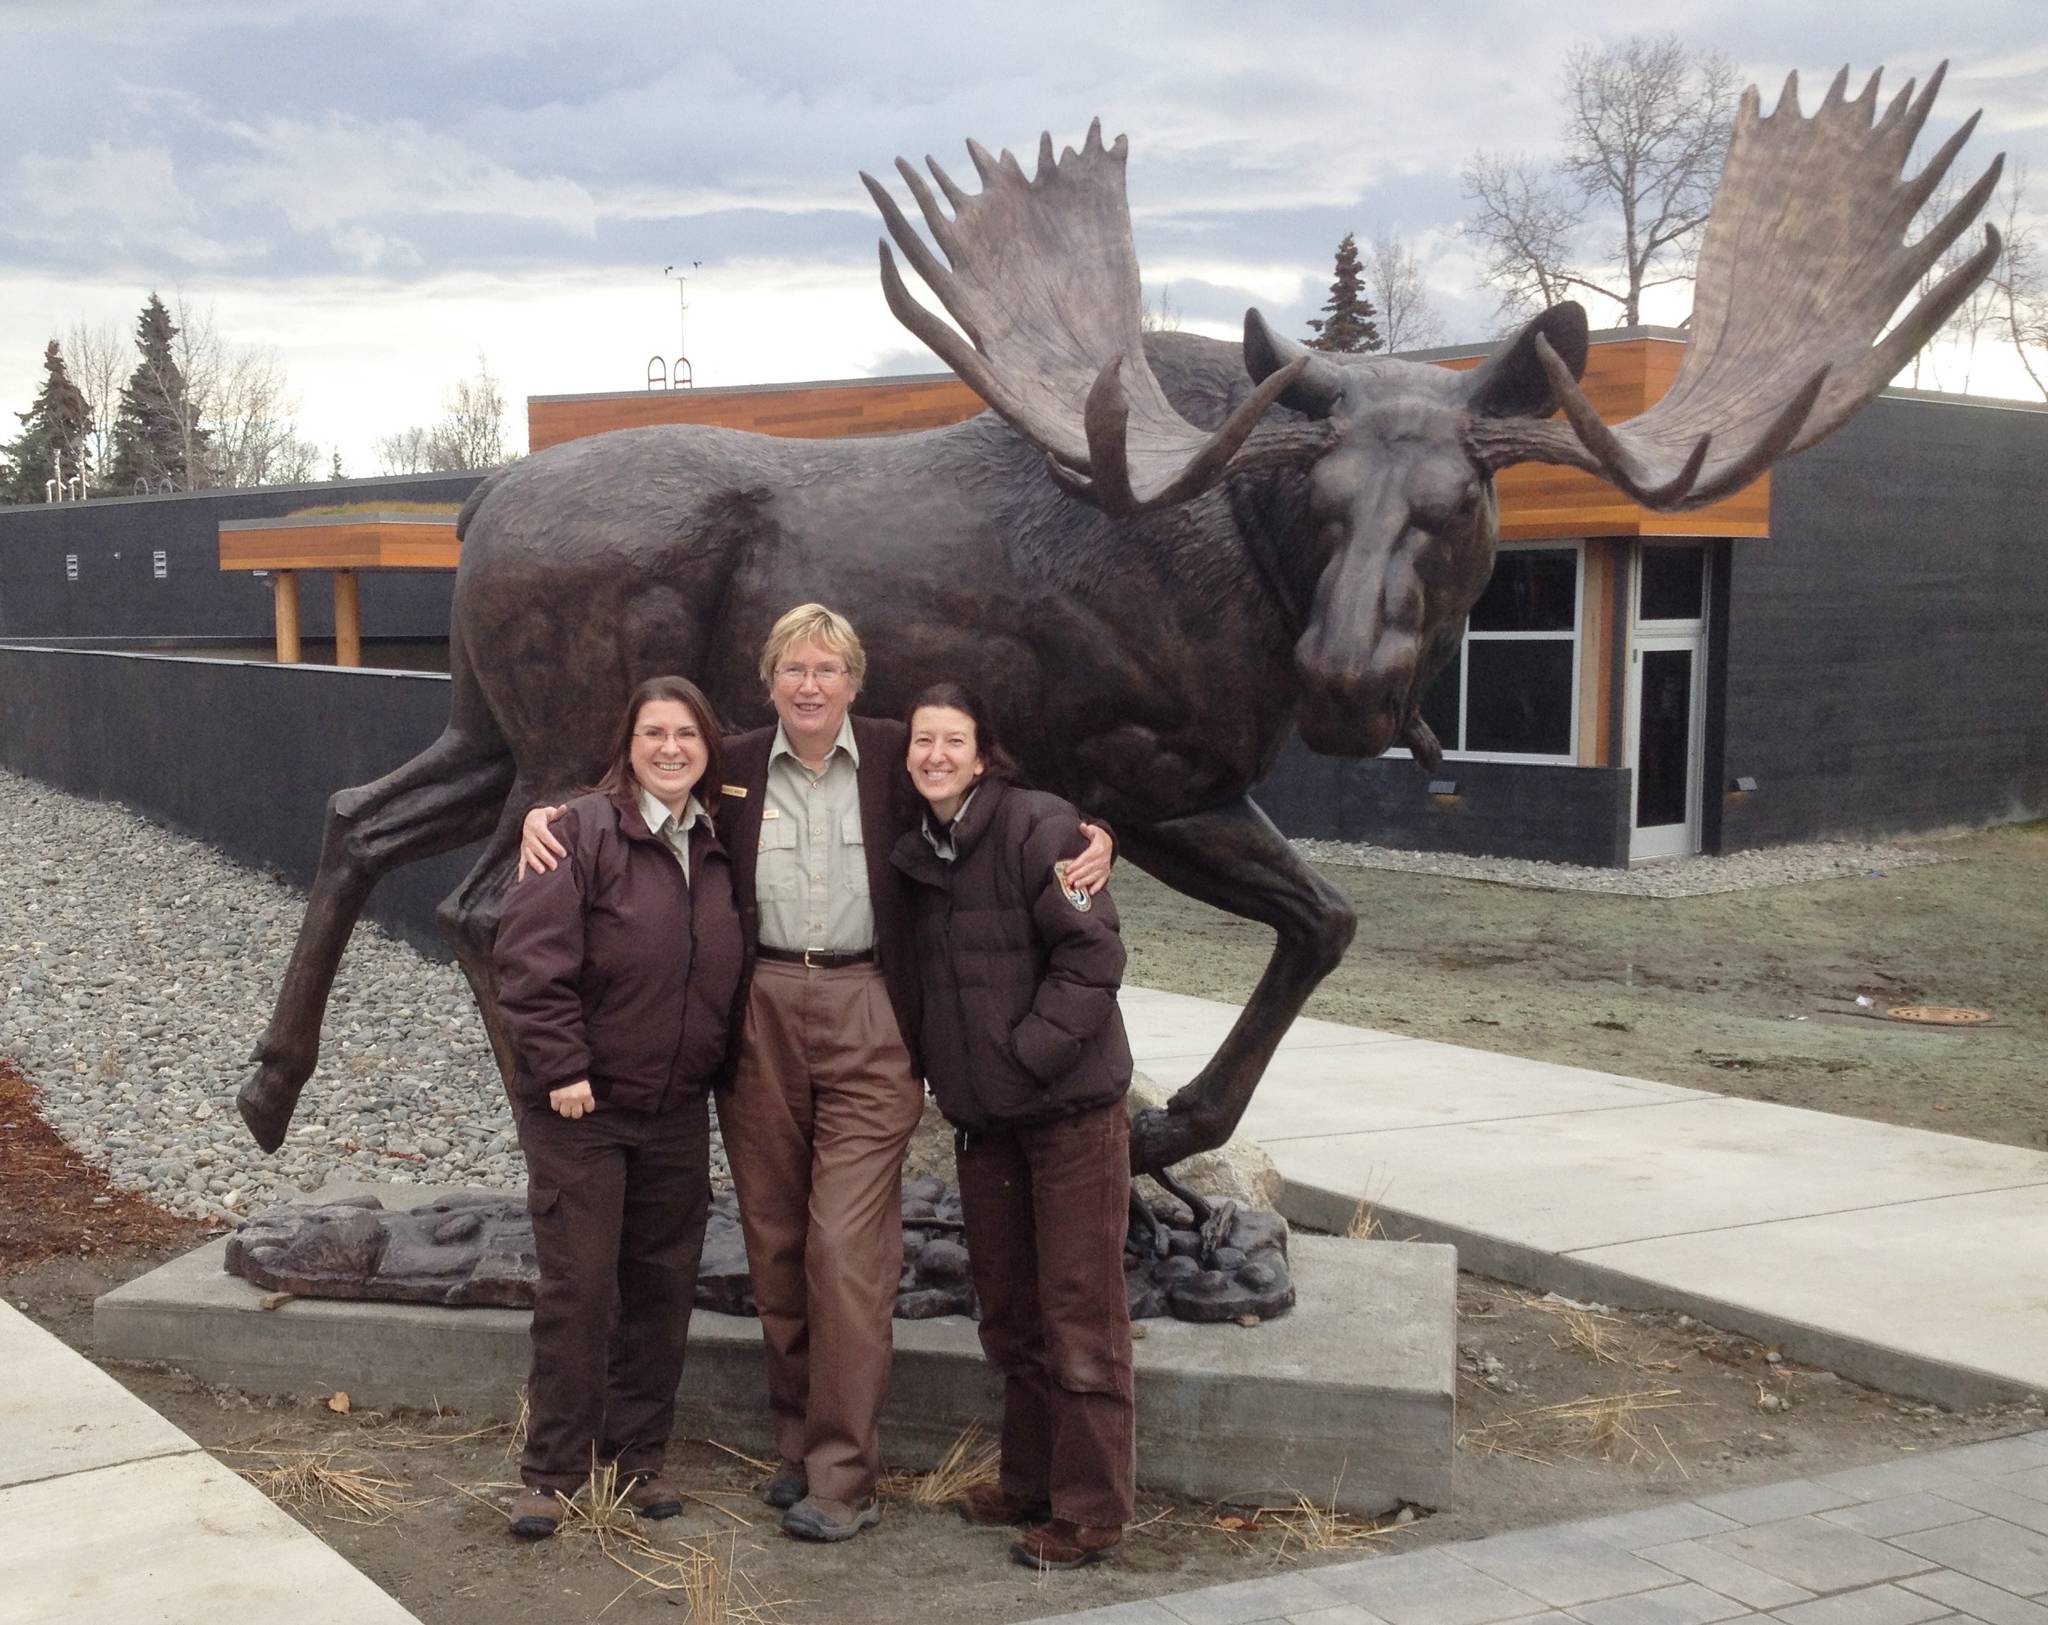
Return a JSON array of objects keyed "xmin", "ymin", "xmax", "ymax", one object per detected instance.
[{"xmin": 866, "ymin": 67, "xmax": 2001, "ymax": 770}]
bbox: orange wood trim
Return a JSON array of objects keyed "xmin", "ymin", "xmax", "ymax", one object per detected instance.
[
  {"xmin": 219, "ymin": 521, "xmax": 460, "ymax": 572},
  {"xmin": 1577, "ymin": 542, "xmax": 1618, "ymax": 765},
  {"xmin": 527, "ymin": 378, "xmax": 987, "ymax": 452},
  {"xmin": 272, "ymin": 571, "xmax": 301, "ymax": 664},
  {"xmin": 333, "ymin": 571, "xmax": 361, "ymax": 668}
]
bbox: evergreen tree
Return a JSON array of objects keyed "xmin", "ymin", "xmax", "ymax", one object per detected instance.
[
  {"xmin": 1305, "ymin": 233, "xmax": 1382, "ymax": 354},
  {"xmin": 107, "ymin": 293, "xmax": 207, "ymax": 493},
  {"xmin": 3, "ymin": 340, "xmax": 92, "ymax": 503}
]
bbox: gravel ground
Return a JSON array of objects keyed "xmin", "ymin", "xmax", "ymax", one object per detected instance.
[
  {"xmin": 4, "ymin": 771, "xmax": 527, "ymax": 1220},
  {"xmin": 1291, "ymin": 835, "xmax": 1953, "ymax": 896}
]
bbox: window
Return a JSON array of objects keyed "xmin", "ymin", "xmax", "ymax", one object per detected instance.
[{"xmin": 1411, "ymin": 543, "xmax": 1582, "ymax": 763}]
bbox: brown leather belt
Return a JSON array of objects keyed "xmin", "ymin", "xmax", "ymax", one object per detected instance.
[{"xmin": 755, "ymin": 946, "xmax": 876, "ymax": 969}]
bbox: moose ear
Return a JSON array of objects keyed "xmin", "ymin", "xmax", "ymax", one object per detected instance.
[
  {"xmin": 1244, "ymin": 309, "xmax": 1346, "ymax": 418},
  {"xmin": 1464, "ymin": 303, "xmax": 1589, "ymax": 419}
]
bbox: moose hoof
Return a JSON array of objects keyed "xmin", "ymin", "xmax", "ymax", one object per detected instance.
[
  {"xmin": 236, "ymin": 1068, "xmax": 299, "ymax": 1154},
  {"xmin": 1128, "ymin": 1104, "xmax": 1211, "ymax": 1179}
]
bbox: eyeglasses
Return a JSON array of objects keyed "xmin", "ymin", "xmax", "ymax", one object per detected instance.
[
  {"xmin": 633, "ymin": 727, "xmax": 701, "ymax": 746},
  {"xmin": 773, "ymin": 663, "xmax": 849, "ymax": 685}
]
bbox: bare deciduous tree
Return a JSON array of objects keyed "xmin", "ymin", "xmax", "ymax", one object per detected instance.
[
  {"xmin": 1140, "ymin": 283, "xmax": 1181, "ymax": 334},
  {"xmin": 1363, "ymin": 228, "xmax": 1445, "ymax": 352},
  {"xmin": 425, "ymin": 356, "xmax": 512, "ymax": 471},
  {"xmin": 1992, "ymin": 162, "xmax": 2048, "ymax": 400},
  {"xmin": 205, "ymin": 340, "xmax": 321, "ymax": 487},
  {"xmin": 1462, "ymin": 35, "xmax": 1739, "ymax": 327},
  {"xmin": 374, "ymin": 425, "xmax": 434, "ymax": 475},
  {"xmin": 62, "ymin": 320, "xmax": 126, "ymax": 493},
  {"xmin": 1459, "ymin": 151, "xmax": 1581, "ymax": 321}
]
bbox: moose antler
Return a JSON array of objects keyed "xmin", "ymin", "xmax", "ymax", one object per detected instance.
[
  {"xmin": 863, "ymin": 121, "xmax": 1307, "ymax": 516},
  {"xmin": 1469, "ymin": 63, "xmax": 2004, "ymax": 510}
]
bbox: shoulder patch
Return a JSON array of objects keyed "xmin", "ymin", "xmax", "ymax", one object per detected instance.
[{"xmin": 1052, "ymin": 860, "xmax": 1092, "ymax": 912}]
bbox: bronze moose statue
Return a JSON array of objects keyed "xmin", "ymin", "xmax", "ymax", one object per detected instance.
[{"xmin": 240, "ymin": 66, "xmax": 1999, "ymax": 1176}]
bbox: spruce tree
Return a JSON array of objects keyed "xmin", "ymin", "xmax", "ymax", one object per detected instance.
[
  {"xmin": 1305, "ymin": 233, "xmax": 1382, "ymax": 354},
  {"xmin": 3, "ymin": 340, "xmax": 92, "ymax": 503},
  {"xmin": 107, "ymin": 293, "xmax": 207, "ymax": 493}
]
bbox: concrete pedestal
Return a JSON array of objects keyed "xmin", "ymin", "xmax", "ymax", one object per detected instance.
[{"xmin": 96, "ymin": 1208, "xmax": 1455, "ymax": 1516}]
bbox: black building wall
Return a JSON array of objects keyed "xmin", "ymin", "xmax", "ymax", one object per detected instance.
[
  {"xmin": 0, "ymin": 647, "xmax": 473, "ymax": 956},
  {"xmin": 0, "ymin": 473, "xmax": 481, "ymax": 643},
  {"xmin": 1719, "ymin": 393, "xmax": 2048, "ymax": 850},
  {"xmin": 1254, "ymin": 737, "xmax": 1634, "ymax": 868}
]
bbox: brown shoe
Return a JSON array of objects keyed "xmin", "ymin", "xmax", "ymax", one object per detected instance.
[
  {"xmin": 624, "ymin": 1474, "xmax": 683, "ymax": 1520},
  {"xmin": 1010, "ymin": 1518, "xmax": 1122, "ymax": 1571},
  {"xmin": 508, "ymin": 1487, "xmax": 566, "ymax": 1539},
  {"xmin": 960, "ymin": 1483, "xmax": 1052, "ymax": 1527}
]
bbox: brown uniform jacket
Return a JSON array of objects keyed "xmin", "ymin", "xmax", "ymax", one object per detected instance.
[
  {"xmin": 889, "ymin": 777, "xmax": 1132, "ymax": 1135},
  {"xmin": 714, "ymin": 715, "xmax": 925, "ymax": 1078},
  {"xmin": 494, "ymin": 792, "xmax": 745, "ymax": 1111}
]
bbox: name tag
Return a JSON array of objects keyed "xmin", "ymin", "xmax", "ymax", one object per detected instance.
[
  {"xmin": 720, "ymin": 784, "xmax": 748, "ymax": 799},
  {"xmin": 761, "ymin": 807, "xmax": 780, "ymax": 820}
]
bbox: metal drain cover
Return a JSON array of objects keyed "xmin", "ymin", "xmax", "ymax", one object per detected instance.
[{"xmin": 1886, "ymin": 1004, "xmax": 1992, "ymax": 1026}]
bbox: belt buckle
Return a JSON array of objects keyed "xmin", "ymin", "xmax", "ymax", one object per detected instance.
[{"xmin": 803, "ymin": 947, "xmax": 819, "ymax": 970}]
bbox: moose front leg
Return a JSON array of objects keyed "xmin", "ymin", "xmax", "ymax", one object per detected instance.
[{"xmin": 1116, "ymin": 795, "xmax": 1356, "ymax": 1178}]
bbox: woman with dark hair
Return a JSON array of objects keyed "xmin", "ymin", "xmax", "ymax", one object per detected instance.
[
  {"xmin": 492, "ymin": 674, "xmax": 745, "ymax": 1539},
  {"xmin": 889, "ymin": 682, "xmax": 1136, "ymax": 1572}
]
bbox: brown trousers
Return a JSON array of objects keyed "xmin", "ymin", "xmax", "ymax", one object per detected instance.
[
  {"xmin": 514, "ymin": 1091, "xmax": 712, "ymax": 1493},
  {"xmin": 956, "ymin": 1101, "xmax": 1136, "ymax": 1527},
  {"xmin": 718, "ymin": 960, "xmax": 922, "ymax": 1504}
]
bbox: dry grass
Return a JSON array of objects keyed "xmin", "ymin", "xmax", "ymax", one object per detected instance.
[
  {"xmin": 1258, "ymin": 1489, "xmax": 1403, "ymax": 1558},
  {"xmin": 502, "ymin": 1388, "xmax": 530, "ymax": 1462},
  {"xmin": 228, "ymin": 1444, "xmax": 417, "ymax": 1524},
  {"xmin": 442, "ymin": 1466, "xmax": 789, "ymax": 1621},
  {"xmin": 879, "ymin": 1425, "xmax": 1000, "ymax": 1507},
  {"xmin": 283, "ymin": 500, "xmax": 463, "ymax": 518},
  {"xmin": 1459, "ymin": 1387, "xmax": 1691, "ymax": 1468},
  {"xmin": 600, "ymin": 1528, "xmax": 789, "ymax": 1623},
  {"xmin": 1346, "ymin": 1168, "xmax": 1403, "ymax": 1241}
]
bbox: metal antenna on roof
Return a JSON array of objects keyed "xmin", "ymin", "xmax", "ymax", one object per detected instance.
[{"xmin": 663, "ymin": 262, "xmax": 701, "ymax": 388}]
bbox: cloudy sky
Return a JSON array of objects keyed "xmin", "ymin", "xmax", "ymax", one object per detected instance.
[{"xmin": 2, "ymin": 0, "xmax": 2042, "ymax": 476}]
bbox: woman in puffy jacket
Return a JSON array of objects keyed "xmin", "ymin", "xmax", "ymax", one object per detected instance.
[
  {"xmin": 492, "ymin": 674, "xmax": 745, "ymax": 1539},
  {"xmin": 888, "ymin": 682, "xmax": 1135, "ymax": 1573}
]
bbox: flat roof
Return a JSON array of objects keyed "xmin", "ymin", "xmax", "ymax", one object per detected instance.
[{"xmin": 528, "ymin": 330, "xmax": 2048, "ymax": 417}]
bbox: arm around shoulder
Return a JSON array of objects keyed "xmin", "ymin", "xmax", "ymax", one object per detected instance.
[
  {"xmin": 1008, "ymin": 800, "xmax": 1127, "ymax": 1085},
  {"xmin": 493, "ymin": 803, "xmax": 595, "ymax": 1092}
]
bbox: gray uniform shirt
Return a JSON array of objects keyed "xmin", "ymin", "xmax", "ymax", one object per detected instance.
[
  {"xmin": 634, "ymin": 786, "xmax": 707, "ymax": 882},
  {"xmin": 756, "ymin": 716, "xmax": 875, "ymax": 952}
]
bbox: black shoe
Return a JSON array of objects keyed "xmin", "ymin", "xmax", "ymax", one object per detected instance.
[{"xmin": 761, "ymin": 1463, "xmax": 807, "ymax": 1510}]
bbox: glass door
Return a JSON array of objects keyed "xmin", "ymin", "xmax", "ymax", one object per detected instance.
[{"xmin": 1627, "ymin": 545, "xmax": 1709, "ymax": 863}]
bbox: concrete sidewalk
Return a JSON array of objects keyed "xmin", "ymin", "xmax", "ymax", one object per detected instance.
[
  {"xmin": 0, "ymin": 1299, "xmax": 420, "ymax": 1625},
  {"xmin": 1120, "ymin": 986, "xmax": 2048, "ymax": 1409},
  {"xmin": 1025, "ymin": 1428, "xmax": 2048, "ymax": 1625}
]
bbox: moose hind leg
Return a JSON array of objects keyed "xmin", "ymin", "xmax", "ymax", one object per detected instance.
[
  {"xmin": 239, "ymin": 730, "xmax": 515, "ymax": 1152},
  {"xmin": 1115, "ymin": 795, "xmax": 1355, "ymax": 1177}
]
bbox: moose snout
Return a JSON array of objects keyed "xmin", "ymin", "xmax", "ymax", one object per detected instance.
[{"xmin": 1293, "ymin": 639, "xmax": 1417, "ymax": 758}]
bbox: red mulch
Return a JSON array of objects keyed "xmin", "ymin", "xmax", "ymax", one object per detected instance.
[{"xmin": 0, "ymin": 1058, "xmax": 217, "ymax": 1269}]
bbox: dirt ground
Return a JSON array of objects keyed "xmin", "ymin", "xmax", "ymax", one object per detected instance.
[{"xmin": 6, "ymin": 821, "xmax": 2046, "ymax": 1623}]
